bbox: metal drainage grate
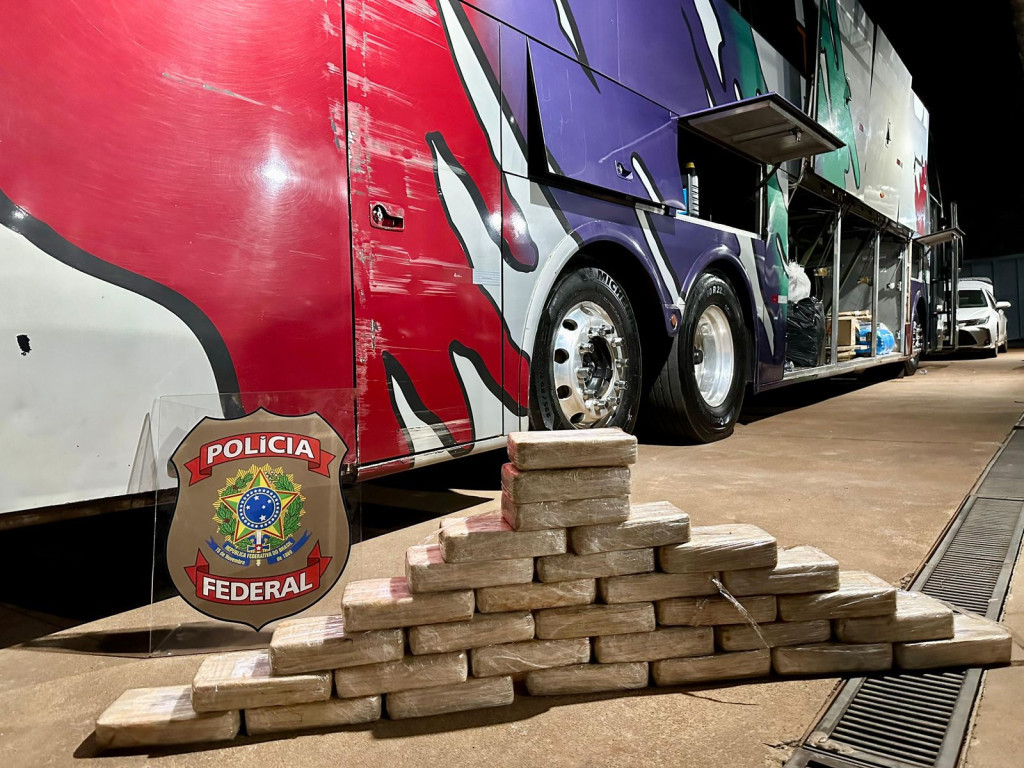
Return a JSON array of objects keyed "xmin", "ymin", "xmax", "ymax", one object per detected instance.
[{"xmin": 787, "ymin": 422, "xmax": 1024, "ymax": 768}]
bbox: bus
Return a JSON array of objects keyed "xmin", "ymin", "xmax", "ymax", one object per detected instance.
[{"xmin": 1, "ymin": 0, "xmax": 947, "ymax": 517}]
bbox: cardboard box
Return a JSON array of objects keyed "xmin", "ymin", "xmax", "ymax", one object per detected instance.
[
  {"xmin": 342, "ymin": 577, "xmax": 474, "ymax": 631},
  {"xmin": 269, "ymin": 615, "xmax": 404, "ymax": 675},
  {"xmin": 95, "ymin": 686, "xmax": 240, "ymax": 750},
  {"xmin": 569, "ymin": 501, "xmax": 690, "ymax": 555},
  {"xmin": 507, "ymin": 428, "xmax": 637, "ymax": 471},
  {"xmin": 191, "ymin": 650, "xmax": 331, "ymax": 713}
]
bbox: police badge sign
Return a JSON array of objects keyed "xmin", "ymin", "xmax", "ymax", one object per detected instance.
[{"xmin": 167, "ymin": 409, "xmax": 350, "ymax": 629}]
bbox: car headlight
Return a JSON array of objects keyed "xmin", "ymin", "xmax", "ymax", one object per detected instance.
[{"xmin": 958, "ymin": 319, "xmax": 976, "ymax": 327}]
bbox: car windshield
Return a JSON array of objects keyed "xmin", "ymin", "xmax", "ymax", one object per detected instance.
[{"xmin": 959, "ymin": 289, "xmax": 988, "ymax": 308}]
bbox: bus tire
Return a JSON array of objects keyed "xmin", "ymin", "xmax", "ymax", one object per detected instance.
[
  {"xmin": 903, "ymin": 316, "xmax": 923, "ymax": 376},
  {"xmin": 646, "ymin": 272, "xmax": 748, "ymax": 442},
  {"xmin": 529, "ymin": 266, "xmax": 643, "ymax": 432}
]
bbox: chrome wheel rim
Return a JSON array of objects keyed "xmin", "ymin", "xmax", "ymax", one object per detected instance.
[
  {"xmin": 551, "ymin": 301, "xmax": 628, "ymax": 428},
  {"xmin": 693, "ymin": 305, "xmax": 734, "ymax": 408},
  {"xmin": 912, "ymin": 318, "xmax": 924, "ymax": 357}
]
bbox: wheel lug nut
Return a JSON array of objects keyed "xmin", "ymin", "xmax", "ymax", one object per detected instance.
[{"xmin": 578, "ymin": 343, "xmax": 594, "ymax": 354}]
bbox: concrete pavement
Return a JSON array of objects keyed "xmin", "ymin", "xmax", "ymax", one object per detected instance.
[{"xmin": 0, "ymin": 353, "xmax": 1021, "ymax": 767}]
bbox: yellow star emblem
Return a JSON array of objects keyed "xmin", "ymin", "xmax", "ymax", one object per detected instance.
[{"xmin": 218, "ymin": 466, "xmax": 299, "ymax": 545}]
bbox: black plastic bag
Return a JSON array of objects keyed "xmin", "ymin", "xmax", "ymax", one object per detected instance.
[{"xmin": 786, "ymin": 297, "xmax": 825, "ymax": 368}]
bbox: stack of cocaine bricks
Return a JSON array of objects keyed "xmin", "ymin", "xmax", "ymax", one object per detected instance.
[{"xmin": 93, "ymin": 429, "xmax": 1015, "ymax": 748}]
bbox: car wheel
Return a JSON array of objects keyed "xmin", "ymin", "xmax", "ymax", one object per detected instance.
[
  {"xmin": 529, "ymin": 266, "xmax": 643, "ymax": 432},
  {"xmin": 646, "ymin": 272, "xmax": 749, "ymax": 442}
]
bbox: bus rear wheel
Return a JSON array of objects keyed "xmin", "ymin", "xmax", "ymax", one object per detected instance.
[
  {"xmin": 529, "ymin": 266, "xmax": 643, "ymax": 432},
  {"xmin": 646, "ymin": 272, "xmax": 748, "ymax": 442}
]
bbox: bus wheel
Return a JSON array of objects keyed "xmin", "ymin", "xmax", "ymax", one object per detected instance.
[
  {"xmin": 647, "ymin": 272, "xmax": 748, "ymax": 442},
  {"xmin": 530, "ymin": 266, "xmax": 643, "ymax": 432},
  {"xmin": 904, "ymin": 316, "xmax": 923, "ymax": 376}
]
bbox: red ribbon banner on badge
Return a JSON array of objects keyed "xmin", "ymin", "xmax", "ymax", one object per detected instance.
[
  {"xmin": 184, "ymin": 543, "xmax": 333, "ymax": 605},
  {"xmin": 183, "ymin": 432, "xmax": 335, "ymax": 484}
]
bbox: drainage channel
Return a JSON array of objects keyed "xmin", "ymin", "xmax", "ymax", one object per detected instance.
[{"xmin": 786, "ymin": 426, "xmax": 1024, "ymax": 768}]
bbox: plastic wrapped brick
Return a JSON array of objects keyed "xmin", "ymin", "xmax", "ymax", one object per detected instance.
[
  {"xmin": 191, "ymin": 650, "xmax": 331, "ymax": 713},
  {"xmin": 244, "ymin": 696, "xmax": 381, "ymax": 735},
  {"xmin": 475, "ymin": 579, "xmax": 595, "ymax": 613},
  {"xmin": 269, "ymin": 615, "xmax": 404, "ymax": 675},
  {"xmin": 95, "ymin": 685, "xmax": 240, "ymax": 750},
  {"xmin": 334, "ymin": 651, "xmax": 468, "ymax": 698},
  {"xmin": 502, "ymin": 491, "xmax": 630, "ymax": 532},
  {"xmin": 341, "ymin": 577, "xmax": 474, "ymax": 632},
  {"xmin": 507, "ymin": 428, "xmax": 637, "ymax": 471},
  {"xmin": 835, "ymin": 591, "xmax": 954, "ymax": 644},
  {"xmin": 656, "ymin": 595, "xmax": 777, "ymax": 626},
  {"xmin": 405, "ymin": 543, "xmax": 534, "ymax": 593},
  {"xmin": 385, "ymin": 676, "xmax": 514, "ymax": 720},
  {"xmin": 721, "ymin": 546, "xmax": 840, "ymax": 596},
  {"xmin": 438, "ymin": 510, "xmax": 566, "ymax": 563},
  {"xmin": 569, "ymin": 501, "xmax": 690, "ymax": 554},
  {"xmin": 895, "ymin": 613, "xmax": 1013, "ymax": 670},
  {"xmin": 593, "ymin": 627, "xmax": 713, "ymax": 663},
  {"xmin": 658, "ymin": 524, "xmax": 777, "ymax": 573},
  {"xmin": 525, "ymin": 662, "xmax": 648, "ymax": 695},
  {"xmin": 537, "ymin": 548, "xmax": 655, "ymax": 583},
  {"xmin": 651, "ymin": 650, "xmax": 770, "ymax": 686},
  {"xmin": 598, "ymin": 571, "xmax": 718, "ymax": 603},
  {"xmin": 501, "ymin": 463, "xmax": 631, "ymax": 504},
  {"xmin": 470, "ymin": 638, "xmax": 592, "ymax": 677},
  {"xmin": 534, "ymin": 602, "xmax": 655, "ymax": 639},
  {"xmin": 408, "ymin": 611, "xmax": 535, "ymax": 655},
  {"xmin": 777, "ymin": 571, "xmax": 896, "ymax": 621},
  {"xmin": 716, "ymin": 620, "xmax": 832, "ymax": 652},
  {"xmin": 773, "ymin": 642, "xmax": 892, "ymax": 675}
]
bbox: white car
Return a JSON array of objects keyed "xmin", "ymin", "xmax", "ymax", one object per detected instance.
[{"xmin": 957, "ymin": 278, "xmax": 1010, "ymax": 356}]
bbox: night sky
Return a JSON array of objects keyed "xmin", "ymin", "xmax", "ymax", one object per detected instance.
[{"xmin": 859, "ymin": 0, "xmax": 1024, "ymax": 259}]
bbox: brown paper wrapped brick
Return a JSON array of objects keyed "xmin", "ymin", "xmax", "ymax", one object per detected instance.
[
  {"xmin": 341, "ymin": 577, "xmax": 474, "ymax": 631},
  {"xmin": 651, "ymin": 650, "xmax": 770, "ymax": 686},
  {"xmin": 95, "ymin": 686, "xmax": 240, "ymax": 750},
  {"xmin": 835, "ymin": 591, "xmax": 954, "ymax": 644},
  {"xmin": 569, "ymin": 501, "xmax": 690, "ymax": 555},
  {"xmin": 471, "ymin": 638, "xmax": 592, "ymax": 677},
  {"xmin": 501, "ymin": 463, "xmax": 631, "ymax": 504},
  {"xmin": 408, "ymin": 611, "xmax": 535, "ymax": 655},
  {"xmin": 895, "ymin": 613, "xmax": 1013, "ymax": 669},
  {"xmin": 716, "ymin": 620, "xmax": 832, "ymax": 652},
  {"xmin": 599, "ymin": 571, "xmax": 718, "ymax": 603},
  {"xmin": 405, "ymin": 543, "xmax": 534, "ymax": 593},
  {"xmin": 777, "ymin": 571, "xmax": 896, "ymax": 621},
  {"xmin": 476, "ymin": 579, "xmax": 596, "ymax": 613},
  {"xmin": 721, "ymin": 546, "xmax": 840, "ymax": 596},
  {"xmin": 593, "ymin": 627, "xmax": 713, "ymax": 663},
  {"xmin": 191, "ymin": 650, "xmax": 331, "ymax": 713},
  {"xmin": 506, "ymin": 428, "xmax": 637, "ymax": 471},
  {"xmin": 534, "ymin": 602, "xmax": 655, "ymax": 639},
  {"xmin": 537, "ymin": 548, "xmax": 655, "ymax": 583},
  {"xmin": 773, "ymin": 642, "xmax": 892, "ymax": 675},
  {"xmin": 525, "ymin": 662, "xmax": 649, "ymax": 695},
  {"xmin": 502, "ymin": 491, "xmax": 630, "ymax": 532},
  {"xmin": 439, "ymin": 510, "xmax": 566, "ymax": 563},
  {"xmin": 269, "ymin": 615, "xmax": 404, "ymax": 675},
  {"xmin": 386, "ymin": 676, "xmax": 514, "ymax": 720},
  {"xmin": 659, "ymin": 524, "xmax": 777, "ymax": 573},
  {"xmin": 244, "ymin": 696, "xmax": 381, "ymax": 735},
  {"xmin": 333, "ymin": 651, "xmax": 468, "ymax": 698},
  {"xmin": 656, "ymin": 594, "xmax": 777, "ymax": 626}
]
